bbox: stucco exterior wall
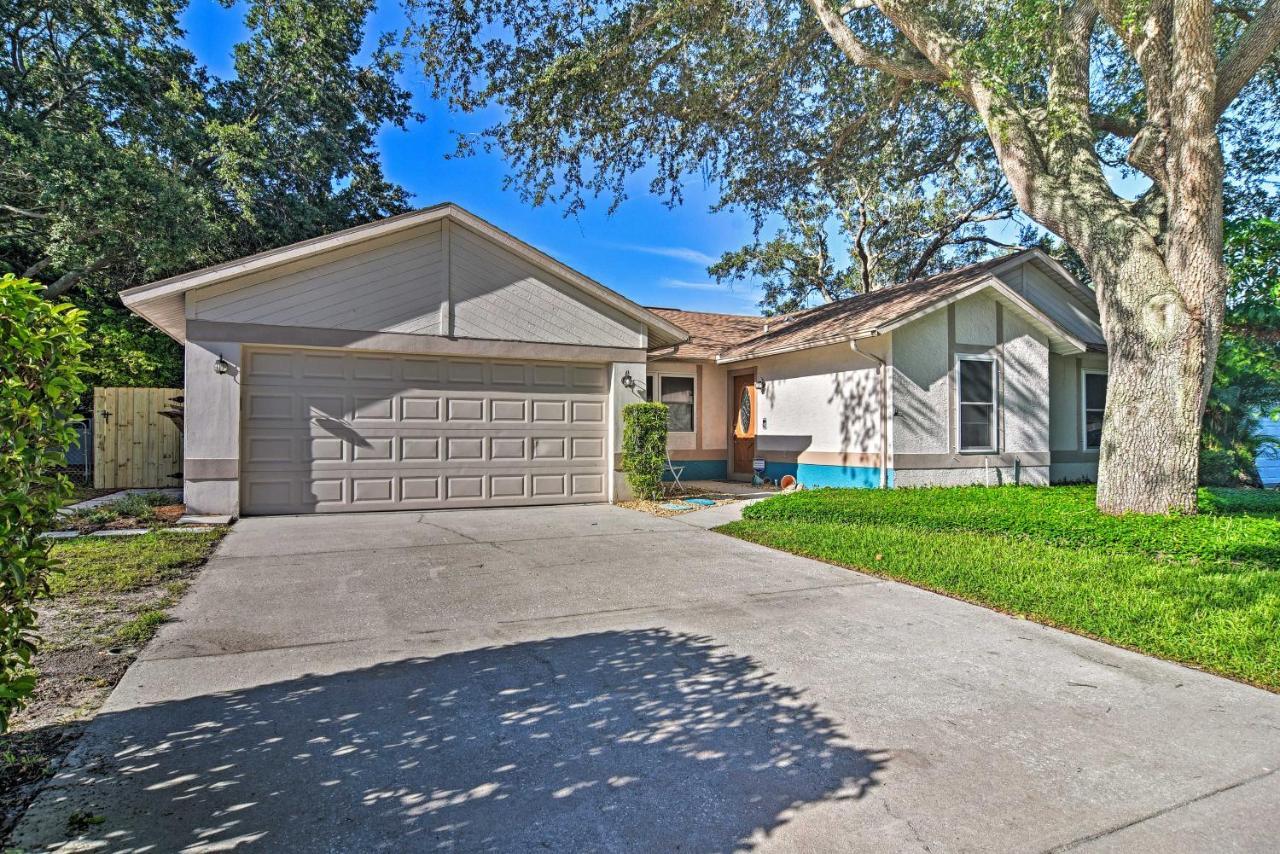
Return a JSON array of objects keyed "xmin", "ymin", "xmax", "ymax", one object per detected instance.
[
  {"xmin": 1002, "ymin": 311, "xmax": 1050, "ymax": 454},
  {"xmin": 644, "ymin": 359, "xmax": 729, "ymax": 479},
  {"xmin": 892, "ymin": 309, "xmax": 950, "ymax": 456},
  {"xmin": 1048, "ymin": 350, "xmax": 1108, "ymax": 482},
  {"xmin": 184, "ymin": 340, "xmax": 242, "ymax": 516},
  {"xmin": 891, "ymin": 291, "xmax": 1053, "ymax": 487},
  {"xmin": 756, "ymin": 339, "xmax": 885, "ymax": 458},
  {"xmin": 609, "ymin": 361, "xmax": 648, "ymax": 500},
  {"xmin": 746, "ymin": 338, "xmax": 888, "ymax": 486}
]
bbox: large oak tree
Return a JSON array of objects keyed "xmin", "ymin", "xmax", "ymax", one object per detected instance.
[{"xmin": 407, "ymin": 0, "xmax": 1280, "ymax": 514}]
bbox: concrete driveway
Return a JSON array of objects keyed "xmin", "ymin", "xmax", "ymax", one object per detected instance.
[{"xmin": 13, "ymin": 504, "xmax": 1280, "ymax": 852}]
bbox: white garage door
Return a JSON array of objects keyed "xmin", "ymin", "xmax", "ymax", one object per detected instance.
[{"xmin": 240, "ymin": 348, "xmax": 610, "ymax": 514}]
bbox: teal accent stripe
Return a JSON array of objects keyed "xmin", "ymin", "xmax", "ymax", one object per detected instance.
[
  {"xmin": 662, "ymin": 459, "xmax": 728, "ymax": 481},
  {"xmin": 762, "ymin": 461, "xmax": 888, "ymax": 489}
]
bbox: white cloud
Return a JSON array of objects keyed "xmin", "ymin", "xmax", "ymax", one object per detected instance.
[
  {"xmin": 659, "ymin": 278, "xmax": 762, "ymax": 304},
  {"xmin": 659, "ymin": 277, "xmax": 728, "ymax": 291},
  {"xmin": 613, "ymin": 244, "xmax": 719, "ymax": 266}
]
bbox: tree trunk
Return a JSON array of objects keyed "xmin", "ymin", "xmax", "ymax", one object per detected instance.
[{"xmin": 1090, "ymin": 241, "xmax": 1225, "ymax": 515}]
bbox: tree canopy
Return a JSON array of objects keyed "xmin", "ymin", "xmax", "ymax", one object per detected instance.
[
  {"xmin": 406, "ymin": 0, "xmax": 1280, "ymax": 513},
  {"xmin": 1, "ymin": 0, "xmax": 417, "ymax": 385}
]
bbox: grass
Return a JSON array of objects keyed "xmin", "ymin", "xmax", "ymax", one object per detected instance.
[
  {"xmin": 2, "ymin": 529, "xmax": 225, "ymax": 838},
  {"xmin": 47, "ymin": 531, "xmax": 223, "ymax": 596},
  {"xmin": 719, "ymin": 485, "xmax": 1280, "ymax": 690},
  {"xmin": 111, "ymin": 609, "xmax": 170, "ymax": 647}
]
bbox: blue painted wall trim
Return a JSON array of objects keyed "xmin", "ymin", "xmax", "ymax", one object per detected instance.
[
  {"xmin": 662, "ymin": 459, "xmax": 728, "ymax": 481},
  {"xmin": 762, "ymin": 461, "xmax": 890, "ymax": 489}
]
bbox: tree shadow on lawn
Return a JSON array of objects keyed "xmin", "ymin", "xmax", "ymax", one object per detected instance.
[{"xmin": 15, "ymin": 628, "xmax": 886, "ymax": 852}]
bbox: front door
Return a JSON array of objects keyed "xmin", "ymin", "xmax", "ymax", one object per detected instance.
[{"xmin": 732, "ymin": 373, "xmax": 757, "ymax": 475}]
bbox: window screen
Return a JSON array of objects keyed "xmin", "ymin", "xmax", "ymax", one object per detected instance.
[
  {"xmin": 660, "ymin": 375, "xmax": 695, "ymax": 432},
  {"xmin": 958, "ymin": 358, "xmax": 996, "ymax": 451},
  {"xmin": 1084, "ymin": 372, "xmax": 1107, "ymax": 450}
]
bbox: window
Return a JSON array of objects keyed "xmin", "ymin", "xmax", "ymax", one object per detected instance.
[
  {"xmin": 957, "ymin": 357, "xmax": 997, "ymax": 451},
  {"xmin": 645, "ymin": 373, "xmax": 696, "ymax": 433},
  {"xmin": 1082, "ymin": 371, "xmax": 1107, "ymax": 451}
]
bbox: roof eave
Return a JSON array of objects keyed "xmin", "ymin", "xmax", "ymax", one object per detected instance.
[
  {"xmin": 716, "ymin": 275, "xmax": 1091, "ymax": 362},
  {"xmin": 869, "ymin": 275, "xmax": 1089, "ymax": 354}
]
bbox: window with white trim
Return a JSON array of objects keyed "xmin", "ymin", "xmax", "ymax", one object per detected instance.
[
  {"xmin": 645, "ymin": 373, "xmax": 696, "ymax": 433},
  {"xmin": 957, "ymin": 357, "xmax": 997, "ymax": 451},
  {"xmin": 1082, "ymin": 370, "xmax": 1107, "ymax": 451}
]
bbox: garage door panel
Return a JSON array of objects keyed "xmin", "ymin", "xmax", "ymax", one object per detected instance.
[
  {"xmin": 401, "ymin": 396, "xmax": 441, "ymax": 421},
  {"xmin": 241, "ymin": 349, "xmax": 609, "ymax": 514}
]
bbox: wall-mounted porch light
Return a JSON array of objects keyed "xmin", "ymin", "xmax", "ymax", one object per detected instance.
[
  {"xmin": 621, "ymin": 369, "xmax": 636, "ymax": 389},
  {"xmin": 755, "ymin": 377, "xmax": 766, "ymax": 392},
  {"xmin": 213, "ymin": 355, "xmax": 231, "ymax": 375}
]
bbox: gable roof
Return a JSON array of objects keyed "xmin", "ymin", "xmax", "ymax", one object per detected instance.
[
  {"xmin": 120, "ymin": 203, "xmax": 690, "ymax": 348},
  {"xmin": 644, "ymin": 308, "xmax": 772, "ymax": 360},
  {"xmin": 652, "ymin": 250, "xmax": 1100, "ymax": 363}
]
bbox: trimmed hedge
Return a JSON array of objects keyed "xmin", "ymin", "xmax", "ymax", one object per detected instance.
[
  {"xmin": 1, "ymin": 275, "xmax": 88, "ymax": 731},
  {"xmin": 622, "ymin": 402, "xmax": 668, "ymax": 500}
]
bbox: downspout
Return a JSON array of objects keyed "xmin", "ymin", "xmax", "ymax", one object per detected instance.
[{"xmin": 851, "ymin": 337, "xmax": 889, "ymax": 488}]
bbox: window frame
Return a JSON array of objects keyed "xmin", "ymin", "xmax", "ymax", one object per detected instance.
[
  {"xmin": 955, "ymin": 354, "xmax": 999, "ymax": 453},
  {"xmin": 1080, "ymin": 368, "xmax": 1108, "ymax": 452},
  {"xmin": 645, "ymin": 371, "xmax": 697, "ymax": 434}
]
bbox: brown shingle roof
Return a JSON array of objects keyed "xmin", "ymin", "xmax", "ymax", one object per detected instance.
[
  {"xmin": 647, "ymin": 250, "xmax": 1101, "ymax": 360},
  {"xmin": 644, "ymin": 307, "xmax": 772, "ymax": 360},
  {"xmin": 717, "ymin": 251, "xmax": 1041, "ymax": 360}
]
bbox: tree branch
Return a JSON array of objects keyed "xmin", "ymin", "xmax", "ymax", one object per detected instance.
[
  {"xmin": 1092, "ymin": 112, "xmax": 1141, "ymax": 137},
  {"xmin": 42, "ymin": 257, "xmax": 108, "ymax": 298},
  {"xmin": 1216, "ymin": 0, "xmax": 1280, "ymax": 116},
  {"xmin": 802, "ymin": 0, "xmax": 944, "ymax": 82},
  {"xmin": 0, "ymin": 202, "xmax": 49, "ymax": 219}
]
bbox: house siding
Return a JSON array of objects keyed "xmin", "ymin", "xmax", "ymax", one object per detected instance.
[
  {"xmin": 997, "ymin": 263, "xmax": 1103, "ymax": 345},
  {"xmin": 450, "ymin": 224, "xmax": 644, "ymax": 348},
  {"xmin": 187, "ymin": 220, "xmax": 644, "ymax": 350},
  {"xmin": 189, "ymin": 223, "xmax": 448, "ymax": 334},
  {"xmin": 892, "ymin": 291, "xmax": 1051, "ymax": 487}
]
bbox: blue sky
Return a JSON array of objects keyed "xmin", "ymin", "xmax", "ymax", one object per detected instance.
[
  {"xmin": 179, "ymin": 1, "xmax": 1151, "ymax": 315},
  {"xmin": 180, "ymin": 0, "xmax": 769, "ymax": 315}
]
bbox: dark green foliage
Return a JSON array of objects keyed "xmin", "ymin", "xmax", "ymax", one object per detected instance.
[
  {"xmin": 1201, "ymin": 217, "xmax": 1280, "ymax": 485},
  {"xmin": 621, "ymin": 403, "xmax": 669, "ymax": 500},
  {"xmin": 725, "ymin": 485, "xmax": 1280, "ymax": 689},
  {"xmin": 2, "ymin": 0, "xmax": 418, "ymax": 386},
  {"xmin": 0, "ymin": 276, "xmax": 89, "ymax": 731}
]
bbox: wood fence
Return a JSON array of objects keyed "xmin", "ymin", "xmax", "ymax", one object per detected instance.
[{"xmin": 93, "ymin": 387, "xmax": 184, "ymax": 489}]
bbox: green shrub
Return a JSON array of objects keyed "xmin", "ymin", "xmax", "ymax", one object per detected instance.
[
  {"xmin": 112, "ymin": 493, "xmax": 162, "ymax": 518},
  {"xmin": 0, "ymin": 275, "xmax": 88, "ymax": 731},
  {"xmin": 621, "ymin": 402, "xmax": 668, "ymax": 500}
]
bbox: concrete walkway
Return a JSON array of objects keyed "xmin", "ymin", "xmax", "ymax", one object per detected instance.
[{"xmin": 12, "ymin": 505, "xmax": 1280, "ymax": 852}]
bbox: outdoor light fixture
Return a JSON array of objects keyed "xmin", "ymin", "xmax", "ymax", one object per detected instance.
[
  {"xmin": 755, "ymin": 378, "xmax": 766, "ymax": 392},
  {"xmin": 621, "ymin": 370, "xmax": 636, "ymax": 389},
  {"xmin": 213, "ymin": 355, "xmax": 230, "ymax": 375}
]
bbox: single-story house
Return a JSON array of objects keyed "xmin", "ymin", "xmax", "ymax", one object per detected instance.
[{"xmin": 121, "ymin": 203, "xmax": 1108, "ymax": 517}]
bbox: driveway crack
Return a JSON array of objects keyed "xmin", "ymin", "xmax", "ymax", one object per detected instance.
[{"xmin": 1044, "ymin": 765, "xmax": 1279, "ymax": 852}]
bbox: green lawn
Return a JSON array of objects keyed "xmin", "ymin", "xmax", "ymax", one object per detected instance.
[
  {"xmin": 719, "ymin": 486, "xmax": 1280, "ymax": 690},
  {"xmin": 48, "ymin": 531, "xmax": 223, "ymax": 598}
]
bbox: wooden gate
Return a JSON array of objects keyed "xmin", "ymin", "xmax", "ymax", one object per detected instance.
[{"xmin": 93, "ymin": 387, "xmax": 183, "ymax": 489}]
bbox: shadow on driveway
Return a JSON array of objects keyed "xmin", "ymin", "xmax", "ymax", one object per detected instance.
[{"xmin": 21, "ymin": 628, "xmax": 886, "ymax": 851}]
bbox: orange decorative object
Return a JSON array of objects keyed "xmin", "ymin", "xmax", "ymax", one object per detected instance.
[{"xmin": 779, "ymin": 474, "xmax": 797, "ymax": 490}]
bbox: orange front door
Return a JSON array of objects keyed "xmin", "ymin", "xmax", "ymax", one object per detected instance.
[{"xmin": 732, "ymin": 374, "xmax": 757, "ymax": 475}]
